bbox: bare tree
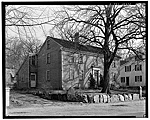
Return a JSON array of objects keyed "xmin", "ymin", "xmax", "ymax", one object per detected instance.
[
  {"xmin": 52, "ymin": 4, "xmax": 146, "ymax": 93},
  {"xmin": 6, "ymin": 36, "xmax": 42, "ymax": 70},
  {"xmin": 5, "ymin": 5, "xmax": 55, "ymax": 70},
  {"xmin": 5, "ymin": 5, "xmax": 56, "ymax": 38}
]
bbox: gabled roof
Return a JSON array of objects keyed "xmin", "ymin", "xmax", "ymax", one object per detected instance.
[
  {"xmin": 49, "ymin": 37, "xmax": 103, "ymax": 54},
  {"xmin": 120, "ymin": 54, "xmax": 145, "ymax": 66},
  {"xmin": 49, "ymin": 37, "xmax": 121, "ymax": 59},
  {"xmin": 120, "ymin": 60, "xmax": 128, "ymax": 66}
]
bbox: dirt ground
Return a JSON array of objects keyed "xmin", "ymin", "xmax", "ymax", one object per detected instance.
[{"xmin": 6, "ymin": 90, "xmax": 146, "ymax": 117}]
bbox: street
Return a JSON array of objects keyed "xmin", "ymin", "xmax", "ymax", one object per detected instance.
[{"xmin": 7, "ymin": 100, "xmax": 146, "ymax": 117}]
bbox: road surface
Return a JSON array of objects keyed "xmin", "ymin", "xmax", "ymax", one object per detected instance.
[{"xmin": 6, "ymin": 100, "xmax": 146, "ymax": 117}]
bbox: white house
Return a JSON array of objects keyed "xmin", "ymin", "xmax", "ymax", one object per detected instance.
[{"xmin": 119, "ymin": 55, "xmax": 145, "ymax": 87}]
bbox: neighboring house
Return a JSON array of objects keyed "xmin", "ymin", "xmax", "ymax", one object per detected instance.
[
  {"xmin": 6, "ymin": 67, "xmax": 16, "ymax": 87},
  {"xmin": 119, "ymin": 55, "xmax": 146, "ymax": 87},
  {"xmin": 16, "ymin": 36, "xmax": 121, "ymax": 90}
]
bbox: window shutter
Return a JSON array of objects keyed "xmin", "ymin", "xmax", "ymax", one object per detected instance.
[
  {"xmin": 135, "ymin": 76, "xmax": 137, "ymax": 82},
  {"xmin": 140, "ymin": 76, "xmax": 142, "ymax": 82},
  {"xmin": 140, "ymin": 65, "xmax": 142, "ymax": 71},
  {"xmin": 135, "ymin": 65, "xmax": 137, "ymax": 71}
]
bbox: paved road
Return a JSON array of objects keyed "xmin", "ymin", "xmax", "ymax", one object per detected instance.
[{"xmin": 7, "ymin": 100, "xmax": 146, "ymax": 117}]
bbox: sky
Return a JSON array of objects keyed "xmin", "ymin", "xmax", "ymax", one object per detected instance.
[{"xmin": 6, "ymin": 5, "xmax": 62, "ymax": 42}]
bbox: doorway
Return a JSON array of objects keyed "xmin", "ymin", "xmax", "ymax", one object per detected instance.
[
  {"xmin": 126, "ymin": 77, "xmax": 129, "ymax": 86},
  {"xmin": 93, "ymin": 69, "xmax": 100, "ymax": 88},
  {"xmin": 30, "ymin": 73, "xmax": 36, "ymax": 88}
]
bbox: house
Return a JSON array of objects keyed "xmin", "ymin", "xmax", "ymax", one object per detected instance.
[
  {"xmin": 16, "ymin": 36, "xmax": 121, "ymax": 90},
  {"xmin": 118, "ymin": 55, "xmax": 146, "ymax": 87},
  {"xmin": 6, "ymin": 67, "xmax": 16, "ymax": 87}
]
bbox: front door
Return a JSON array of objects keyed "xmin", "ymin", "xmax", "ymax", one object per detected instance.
[
  {"xmin": 30, "ymin": 73, "xmax": 36, "ymax": 88},
  {"xmin": 126, "ymin": 77, "xmax": 129, "ymax": 86},
  {"xmin": 93, "ymin": 70, "xmax": 100, "ymax": 88}
]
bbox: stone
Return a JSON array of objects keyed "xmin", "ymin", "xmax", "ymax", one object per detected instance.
[
  {"xmin": 62, "ymin": 94, "xmax": 67, "ymax": 101},
  {"xmin": 87, "ymin": 94, "xmax": 94, "ymax": 103},
  {"xmin": 99, "ymin": 94, "xmax": 103, "ymax": 103},
  {"xmin": 107, "ymin": 95, "xmax": 111, "ymax": 103},
  {"xmin": 82, "ymin": 94, "xmax": 88, "ymax": 103},
  {"xmin": 124, "ymin": 94, "xmax": 129, "ymax": 101},
  {"xmin": 118, "ymin": 94, "xmax": 124, "ymax": 102},
  {"xmin": 132, "ymin": 94, "xmax": 139, "ymax": 100},
  {"xmin": 128, "ymin": 94, "xmax": 132, "ymax": 101},
  {"xmin": 93, "ymin": 95, "xmax": 99, "ymax": 103},
  {"xmin": 110, "ymin": 94, "xmax": 119, "ymax": 102},
  {"xmin": 75, "ymin": 93, "xmax": 84, "ymax": 102},
  {"xmin": 102, "ymin": 94, "xmax": 108, "ymax": 103}
]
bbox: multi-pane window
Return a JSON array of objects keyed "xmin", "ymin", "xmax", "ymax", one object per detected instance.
[
  {"xmin": 121, "ymin": 77, "xmax": 125, "ymax": 83},
  {"xmin": 47, "ymin": 40, "xmax": 50, "ymax": 49},
  {"xmin": 125, "ymin": 65, "xmax": 131, "ymax": 72},
  {"xmin": 135, "ymin": 64, "xmax": 142, "ymax": 71},
  {"xmin": 47, "ymin": 53, "xmax": 50, "ymax": 64},
  {"xmin": 46, "ymin": 70, "xmax": 50, "ymax": 81},
  {"xmin": 29, "ymin": 55, "xmax": 36, "ymax": 66},
  {"xmin": 135, "ymin": 76, "xmax": 142, "ymax": 82}
]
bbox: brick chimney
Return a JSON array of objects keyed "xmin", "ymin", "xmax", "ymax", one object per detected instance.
[{"xmin": 74, "ymin": 32, "xmax": 79, "ymax": 49}]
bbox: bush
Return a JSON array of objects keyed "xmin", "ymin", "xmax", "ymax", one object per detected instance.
[{"xmin": 89, "ymin": 76, "xmax": 96, "ymax": 89}]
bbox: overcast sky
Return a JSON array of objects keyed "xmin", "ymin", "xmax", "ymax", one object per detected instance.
[{"xmin": 6, "ymin": 5, "xmax": 63, "ymax": 42}]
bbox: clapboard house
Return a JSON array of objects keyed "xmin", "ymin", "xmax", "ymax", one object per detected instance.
[
  {"xmin": 119, "ymin": 55, "xmax": 146, "ymax": 87},
  {"xmin": 16, "ymin": 36, "xmax": 120, "ymax": 90}
]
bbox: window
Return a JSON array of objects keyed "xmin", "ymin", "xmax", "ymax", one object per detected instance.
[
  {"xmin": 29, "ymin": 55, "xmax": 36, "ymax": 66},
  {"xmin": 47, "ymin": 53, "xmax": 50, "ymax": 64},
  {"xmin": 22, "ymin": 76, "xmax": 24, "ymax": 82},
  {"xmin": 70, "ymin": 68, "xmax": 74, "ymax": 80},
  {"xmin": 30, "ymin": 73, "xmax": 36, "ymax": 81},
  {"xmin": 135, "ymin": 76, "xmax": 142, "ymax": 82},
  {"xmin": 46, "ymin": 70, "xmax": 50, "ymax": 81},
  {"xmin": 22, "ymin": 74, "xmax": 24, "ymax": 82},
  {"xmin": 121, "ymin": 77, "xmax": 125, "ymax": 83},
  {"xmin": 32, "ymin": 55, "xmax": 36, "ymax": 65},
  {"xmin": 135, "ymin": 64, "xmax": 142, "ymax": 71},
  {"xmin": 125, "ymin": 65, "xmax": 131, "ymax": 72},
  {"xmin": 47, "ymin": 40, "xmax": 50, "ymax": 49},
  {"xmin": 79, "ymin": 55, "xmax": 83, "ymax": 64},
  {"xmin": 112, "ymin": 61, "xmax": 116, "ymax": 68},
  {"xmin": 69, "ymin": 56, "xmax": 74, "ymax": 63}
]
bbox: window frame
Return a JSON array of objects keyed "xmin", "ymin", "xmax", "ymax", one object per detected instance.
[
  {"xmin": 135, "ymin": 75, "xmax": 142, "ymax": 82},
  {"xmin": 46, "ymin": 70, "xmax": 50, "ymax": 81},
  {"xmin": 121, "ymin": 77, "xmax": 125, "ymax": 83},
  {"xmin": 47, "ymin": 53, "xmax": 51, "ymax": 64},
  {"xmin": 32, "ymin": 55, "xmax": 36, "ymax": 66},
  {"xmin": 125, "ymin": 65, "xmax": 131, "ymax": 72},
  {"xmin": 79, "ymin": 54, "xmax": 83, "ymax": 64},
  {"xmin": 47, "ymin": 40, "xmax": 50, "ymax": 49},
  {"xmin": 30, "ymin": 73, "xmax": 36, "ymax": 81},
  {"xmin": 135, "ymin": 64, "xmax": 142, "ymax": 71},
  {"xmin": 69, "ymin": 56, "xmax": 74, "ymax": 63},
  {"xmin": 112, "ymin": 61, "xmax": 116, "ymax": 68}
]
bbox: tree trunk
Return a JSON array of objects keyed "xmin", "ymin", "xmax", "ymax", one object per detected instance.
[
  {"xmin": 101, "ymin": 5, "xmax": 112, "ymax": 94},
  {"xmin": 101, "ymin": 62, "xmax": 111, "ymax": 94}
]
